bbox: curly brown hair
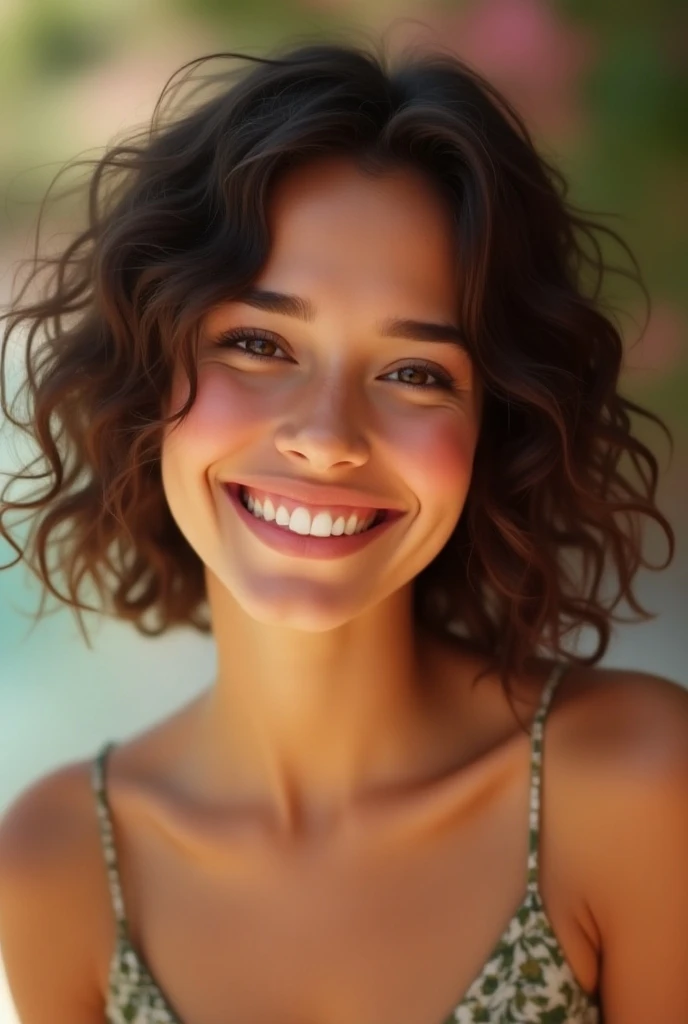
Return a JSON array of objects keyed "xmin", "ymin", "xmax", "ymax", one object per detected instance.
[{"xmin": 0, "ymin": 33, "xmax": 675, "ymax": 705}]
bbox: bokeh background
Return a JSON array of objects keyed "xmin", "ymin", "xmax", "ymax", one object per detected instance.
[{"xmin": 0, "ymin": 1, "xmax": 686, "ymax": 1018}]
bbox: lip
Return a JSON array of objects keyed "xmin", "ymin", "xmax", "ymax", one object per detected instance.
[
  {"xmin": 223, "ymin": 483, "xmax": 403, "ymax": 560},
  {"xmin": 221, "ymin": 476, "xmax": 404, "ymax": 512}
]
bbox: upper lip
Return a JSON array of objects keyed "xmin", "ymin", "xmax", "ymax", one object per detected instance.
[{"xmin": 223, "ymin": 477, "xmax": 405, "ymax": 512}]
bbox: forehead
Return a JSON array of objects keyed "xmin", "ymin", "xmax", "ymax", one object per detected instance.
[{"xmin": 260, "ymin": 156, "xmax": 460, "ymax": 309}]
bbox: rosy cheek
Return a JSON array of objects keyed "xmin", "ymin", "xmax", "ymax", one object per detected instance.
[
  {"xmin": 165, "ymin": 370, "xmax": 264, "ymax": 457},
  {"xmin": 193, "ymin": 378, "xmax": 258, "ymax": 432},
  {"xmin": 390, "ymin": 415, "xmax": 477, "ymax": 506}
]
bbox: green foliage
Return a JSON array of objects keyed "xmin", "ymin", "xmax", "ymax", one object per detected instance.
[
  {"xmin": 168, "ymin": 0, "xmax": 336, "ymax": 37},
  {"xmin": 21, "ymin": 7, "xmax": 113, "ymax": 78},
  {"xmin": 556, "ymin": 0, "xmax": 687, "ymax": 28},
  {"xmin": 585, "ymin": 30, "xmax": 688, "ymax": 160}
]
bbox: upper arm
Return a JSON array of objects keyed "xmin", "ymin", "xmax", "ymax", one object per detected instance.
[
  {"xmin": 0, "ymin": 765, "xmax": 106, "ymax": 1024},
  {"xmin": 577, "ymin": 672, "xmax": 688, "ymax": 1023}
]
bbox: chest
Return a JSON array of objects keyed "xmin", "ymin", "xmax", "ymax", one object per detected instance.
[{"xmin": 103, "ymin": 762, "xmax": 593, "ymax": 1024}]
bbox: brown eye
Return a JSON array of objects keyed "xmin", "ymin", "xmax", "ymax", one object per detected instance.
[
  {"xmin": 386, "ymin": 362, "xmax": 459, "ymax": 392},
  {"xmin": 214, "ymin": 327, "xmax": 287, "ymax": 361}
]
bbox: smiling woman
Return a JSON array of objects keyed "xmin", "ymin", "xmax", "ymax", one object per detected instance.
[{"xmin": 0, "ymin": 29, "xmax": 687, "ymax": 1024}]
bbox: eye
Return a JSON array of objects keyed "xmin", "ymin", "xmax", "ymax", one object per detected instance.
[
  {"xmin": 385, "ymin": 363, "xmax": 460, "ymax": 393},
  {"xmin": 212, "ymin": 327, "xmax": 462, "ymax": 393},
  {"xmin": 214, "ymin": 326, "xmax": 286, "ymax": 361}
]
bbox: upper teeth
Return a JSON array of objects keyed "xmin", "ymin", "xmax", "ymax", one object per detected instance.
[{"xmin": 241, "ymin": 490, "xmax": 377, "ymax": 537}]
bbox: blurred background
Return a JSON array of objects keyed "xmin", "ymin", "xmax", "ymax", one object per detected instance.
[{"xmin": 0, "ymin": 0, "xmax": 686, "ymax": 1018}]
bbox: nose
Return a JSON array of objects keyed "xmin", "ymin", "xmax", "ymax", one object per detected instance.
[{"xmin": 273, "ymin": 375, "xmax": 370, "ymax": 471}]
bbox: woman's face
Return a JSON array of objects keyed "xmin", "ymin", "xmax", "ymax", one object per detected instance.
[{"xmin": 160, "ymin": 155, "xmax": 483, "ymax": 631}]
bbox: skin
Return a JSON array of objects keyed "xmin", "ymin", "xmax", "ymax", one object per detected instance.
[{"xmin": 159, "ymin": 154, "xmax": 486, "ymax": 836}]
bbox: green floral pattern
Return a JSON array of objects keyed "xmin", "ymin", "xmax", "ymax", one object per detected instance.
[{"xmin": 93, "ymin": 660, "xmax": 601, "ymax": 1023}]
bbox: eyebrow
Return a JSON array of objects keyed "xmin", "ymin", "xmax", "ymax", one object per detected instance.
[{"xmin": 233, "ymin": 286, "xmax": 469, "ymax": 352}]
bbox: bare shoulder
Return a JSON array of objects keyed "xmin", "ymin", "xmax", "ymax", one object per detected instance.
[
  {"xmin": 550, "ymin": 665, "xmax": 688, "ymax": 946},
  {"xmin": 548, "ymin": 663, "xmax": 688, "ymax": 815},
  {"xmin": 0, "ymin": 759, "xmax": 93, "ymax": 863},
  {"xmin": 0, "ymin": 758, "xmax": 110, "ymax": 1021},
  {"xmin": 553, "ymin": 663, "xmax": 688, "ymax": 773}
]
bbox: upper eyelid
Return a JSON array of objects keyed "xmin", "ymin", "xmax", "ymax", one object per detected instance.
[{"xmin": 210, "ymin": 325, "xmax": 471, "ymax": 364}]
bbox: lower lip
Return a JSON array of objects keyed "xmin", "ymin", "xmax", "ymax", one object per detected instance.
[{"xmin": 223, "ymin": 484, "xmax": 402, "ymax": 560}]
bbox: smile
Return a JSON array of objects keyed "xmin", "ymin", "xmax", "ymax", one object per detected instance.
[{"xmin": 223, "ymin": 484, "xmax": 402, "ymax": 561}]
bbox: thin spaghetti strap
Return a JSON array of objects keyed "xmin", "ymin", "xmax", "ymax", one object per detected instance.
[
  {"xmin": 525, "ymin": 660, "xmax": 569, "ymax": 897},
  {"xmin": 91, "ymin": 741, "xmax": 129, "ymax": 939}
]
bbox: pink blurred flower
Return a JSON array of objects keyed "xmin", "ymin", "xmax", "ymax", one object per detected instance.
[
  {"xmin": 624, "ymin": 302, "xmax": 687, "ymax": 375},
  {"xmin": 393, "ymin": 0, "xmax": 597, "ymax": 144}
]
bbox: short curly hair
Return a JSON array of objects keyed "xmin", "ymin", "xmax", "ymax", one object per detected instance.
[{"xmin": 0, "ymin": 32, "xmax": 675, "ymax": 705}]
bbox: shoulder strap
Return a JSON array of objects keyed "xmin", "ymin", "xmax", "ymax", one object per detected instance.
[
  {"xmin": 91, "ymin": 741, "xmax": 129, "ymax": 938},
  {"xmin": 525, "ymin": 660, "xmax": 569, "ymax": 897}
]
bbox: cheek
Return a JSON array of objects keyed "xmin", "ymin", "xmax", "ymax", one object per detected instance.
[
  {"xmin": 163, "ymin": 371, "xmax": 263, "ymax": 465},
  {"xmin": 390, "ymin": 413, "xmax": 478, "ymax": 508},
  {"xmin": 160, "ymin": 372, "xmax": 264, "ymax": 542}
]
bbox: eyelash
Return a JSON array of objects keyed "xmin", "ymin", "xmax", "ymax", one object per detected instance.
[{"xmin": 212, "ymin": 327, "xmax": 461, "ymax": 393}]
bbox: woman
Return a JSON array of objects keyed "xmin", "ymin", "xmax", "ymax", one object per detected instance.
[{"xmin": 0, "ymin": 34, "xmax": 686, "ymax": 1024}]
